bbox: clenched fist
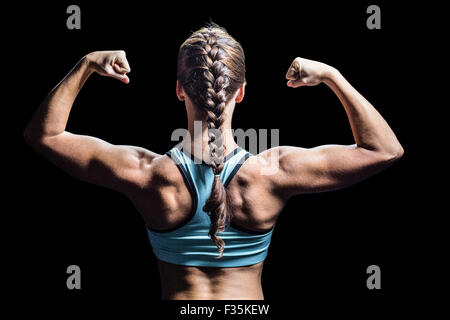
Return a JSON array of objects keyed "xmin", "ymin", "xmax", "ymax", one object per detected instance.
[
  {"xmin": 286, "ymin": 57, "xmax": 333, "ymax": 87},
  {"xmin": 86, "ymin": 50, "xmax": 131, "ymax": 83}
]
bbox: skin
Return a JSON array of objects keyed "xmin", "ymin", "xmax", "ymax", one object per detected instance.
[{"xmin": 24, "ymin": 51, "xmax": 404, "ymax": 300}]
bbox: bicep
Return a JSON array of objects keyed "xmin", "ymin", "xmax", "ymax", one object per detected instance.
[
  {"xmin": 268, "ymin": 144, "xmax": 394, "ymax": 196},
  {"xmin": 39, "ymin": 132, "xmax": 159, "ymax": 193}
]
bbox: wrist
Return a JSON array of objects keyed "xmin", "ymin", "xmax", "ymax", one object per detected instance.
[
  {"xmin": 322, "ymin": 66, "xmax": 341, "ymax": 86},
  {"xmin": 83, "ymin": 52, "xmax": 98, "ymax": 73}
]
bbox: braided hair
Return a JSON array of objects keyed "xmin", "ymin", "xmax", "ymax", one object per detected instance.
[{"xmin": 177, "ymin": 24, "xmax": 246, "ymax": 257}]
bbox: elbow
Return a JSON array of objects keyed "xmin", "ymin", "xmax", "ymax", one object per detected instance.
[
  {"xmin": 23, "ymin": 127, "xmax": 46, "ymax": 149},
  {"xmin": 391, "ymin": 141, "xmax": 404, "ymax": 161},
  {"xmin": 395, "ymin": 144, "xmax": 405, "ymax": 160},
  {"xmin": 23, "ymin": 127, "xmax": 34, "ymax": 146},
  {"xmin": 381, "ymin": 143, "xmax": 404, "ymax": 163}
]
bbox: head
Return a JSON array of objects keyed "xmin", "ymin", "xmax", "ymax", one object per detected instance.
[{"xmin": 176, "ymin": 23, "xmax": 246, "ymax": 257}]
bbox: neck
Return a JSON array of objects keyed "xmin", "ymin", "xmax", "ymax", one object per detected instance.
[{"xmin": 180, "ymin": 107, "xmax": 238, "ymax": 160}]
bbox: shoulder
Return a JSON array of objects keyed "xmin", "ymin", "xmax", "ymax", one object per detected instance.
[
  {"xmin": 233, "ymin": 148, "xmax": 284, "ymax": 188},
  {"xmin": 256, "ymin": 146, "xmax": 325, "ymax": 174},
  {"xmin": 146, "ymin": 153, "xmax": 183, "ymax": 187},
  {"xmin": 245, "ymin": 146, "xmax": 325, "ymax": 196},
  {"xmin": 126, "ymin": 152, "xmax": 185, "ymax": 199}
]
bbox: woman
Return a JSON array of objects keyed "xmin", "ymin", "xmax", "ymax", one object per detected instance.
[{"xmin": 24, "ymin": 25, "xmax": 403, "ymax": 300}]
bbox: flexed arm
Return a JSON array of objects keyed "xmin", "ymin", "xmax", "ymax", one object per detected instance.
[
  {"xmin": 264, "ymin": 57, "xmax": 404, "ymax": 196},
  {"xmin": 24, "ymin": 51, "xmax": 158, "ymax": 194}
]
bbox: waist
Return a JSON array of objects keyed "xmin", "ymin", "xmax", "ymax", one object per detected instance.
[{"xmin": 157, "ymin": 259, "xmax": 265, "ymax": 300}]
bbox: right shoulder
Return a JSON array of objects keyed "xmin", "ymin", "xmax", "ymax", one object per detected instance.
[
  {"xmin": 251, "ymin": 146, "xmax": 324, "ymax": 198},
  {"xmin": 235, "ymin": 147, "xmax": 287, "ymax": 191}
]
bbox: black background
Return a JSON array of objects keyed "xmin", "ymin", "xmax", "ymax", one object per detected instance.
[{"xmin": 7, "ymin": 0, "xmax": 440, "ymax": 317}]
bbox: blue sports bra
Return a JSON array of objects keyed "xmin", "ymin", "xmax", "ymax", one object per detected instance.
[{"xmin": 147, "ymin": 145, "xmax": 274, "ymax": 267}]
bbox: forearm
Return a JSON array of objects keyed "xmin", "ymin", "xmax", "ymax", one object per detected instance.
[
  {"xmin": 24, "ymin": 55, "xmax": 93, "ymax": 141},
  {"xmin": 323, "ymin": 68, "xmax": 403, "ymax": 157}
]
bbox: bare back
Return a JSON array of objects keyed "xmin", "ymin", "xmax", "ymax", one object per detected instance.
[{"xmin": 127, "ymin": 152, "xmax": 285, "ymax": 300}]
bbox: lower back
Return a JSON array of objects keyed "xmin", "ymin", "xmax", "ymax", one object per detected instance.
[{"xmin": 157, "ymin": 260, "xmax": 265, "ymax": 300}]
